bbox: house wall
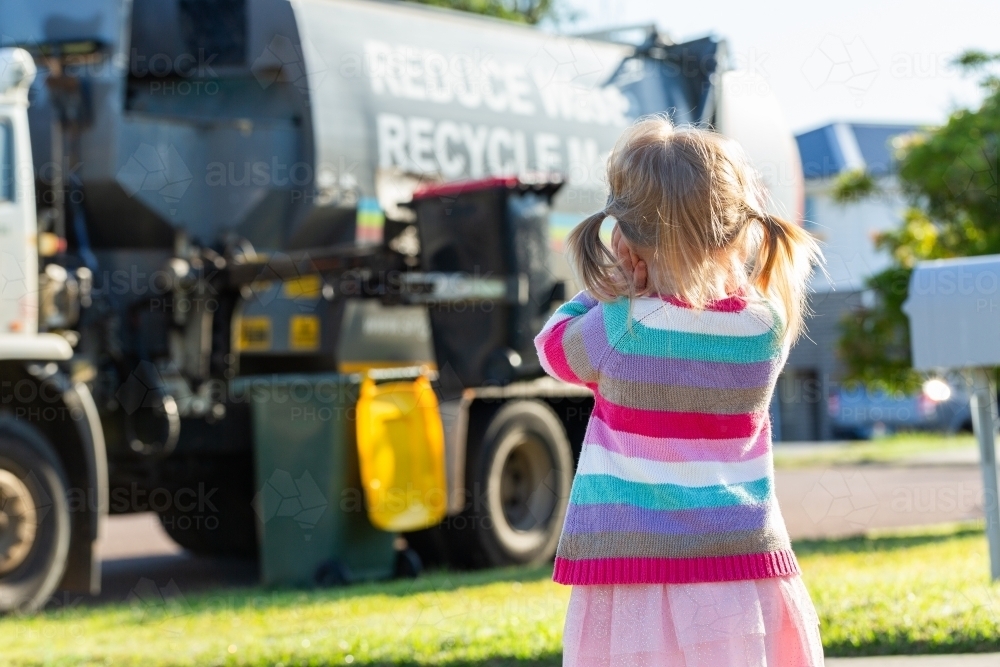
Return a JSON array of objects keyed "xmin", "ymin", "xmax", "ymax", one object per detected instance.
[
  {"xmin": 776, "ymin": 290, "xmax": 862, "ymax": 441},
  {"xmin": 805, "ymin": 178, "xmax": 907, "ymax": 292},
  {"xmin": 774, "ymin": 179, "xmax": 907, "ymax": 440}
]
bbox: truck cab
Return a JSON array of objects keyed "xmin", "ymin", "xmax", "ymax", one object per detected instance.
[{"xmin": 0, "ymin": 47, "xmax": 108, "ymax": 614}]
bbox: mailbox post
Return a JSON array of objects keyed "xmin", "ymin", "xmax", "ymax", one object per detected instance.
[
  {"xmin": 905, "ymin": 255, "xmax": 1000, "ymax": 580},
  {"xmin": 969, "ymin": 369, "xmax": 1000, "ymax": 580}
]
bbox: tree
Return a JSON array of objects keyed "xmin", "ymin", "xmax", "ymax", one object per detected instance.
[
  {"xmin": 835, "ymin": 51, "xmax": 1000, "ymax": 391},
  {"xmin": 404, "ymin": 0, "xmax": 559, "ymax": 24}
]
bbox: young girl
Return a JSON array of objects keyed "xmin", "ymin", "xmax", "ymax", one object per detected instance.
[{"xmin": 535, "ymin": 117, "xmax": 825, "ymax": 667}]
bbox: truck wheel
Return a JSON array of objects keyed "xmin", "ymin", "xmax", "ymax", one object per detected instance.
[
  {"xmin": 0, "ymin": 420, "xmax": 71, "ymax": 614},
  {"xmin": 157, "ymin": 455, "xmax": 258, "ymax": 558},
  {"xmin": 458, "ymin": 400, "xmax": 572, "ymax": 567},
  {"xmin": 158, "ymin": 500, "xmax": 257, "ymax": 558}
]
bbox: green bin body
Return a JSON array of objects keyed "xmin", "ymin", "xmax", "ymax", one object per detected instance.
[{"xmin": 233, "ymin": 373, "xmax": 397, "ymax": 586}]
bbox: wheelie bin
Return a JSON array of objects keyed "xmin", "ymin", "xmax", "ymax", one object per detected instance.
[
  {"xmin": 234, "ymin": 373, "xmax": 397, "ymax": 586},
  {"xmin": 234, "ymin": 369, "xmax": 447, "ymax": 586}
]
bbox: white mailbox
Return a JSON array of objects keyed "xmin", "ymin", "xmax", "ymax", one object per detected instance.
[
  {"xmin": 905, "ymin": 254, "xmax": 1000, "ymax": 581},
  {"xmin": 905, "ymin": 254, "xmax": 1000, "ymax": 370}
]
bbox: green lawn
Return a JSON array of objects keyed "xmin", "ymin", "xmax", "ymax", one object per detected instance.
[
  {"xmin": 3, "ymin": 523, "xmax": 999, "ymax": 666},
  {"xmin": 773, "ymin": 432, "xmax": 978, "ymax": 468},
  {"xmin": 799, "ymin": 522, "xmax": 1000, "ymax": 656}
]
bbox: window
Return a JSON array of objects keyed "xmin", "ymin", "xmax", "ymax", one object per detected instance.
[
  {"xmin": 0, "ymin": 120, "xmax": 13, "ymax": 202},
  {"xmin": 803, "ymin": 195, "xmax": 818, "ymax": 232},
  {"xmin": 178, "ymin": 0, "xmax": 246, "ymax": 67}
]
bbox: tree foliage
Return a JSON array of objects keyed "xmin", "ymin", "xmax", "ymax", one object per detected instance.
[
  {"xmin": 404, "ymin": 0, "xmax": 558, "ymax": 24},
  {"xmin": 837, "ymin": 51, "xmax": 1000, "ymax": 390},
  {"xmin": 831, "ymin": 168, "xmax": 879, "ymax": 204}
]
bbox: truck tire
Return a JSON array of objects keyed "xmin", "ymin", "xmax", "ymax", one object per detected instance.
[
  {"xmin": 0, "ymin": 419, "xmax": 71, "ymax": 614},
  {"xmin": 156, "ymin": 454, "xmax": 258, "ymax": 558},
  {"xmin": 455, "ymin": 400, "xmax": 573, "ymax": 568}
]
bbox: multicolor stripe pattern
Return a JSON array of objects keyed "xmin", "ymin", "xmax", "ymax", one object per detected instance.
[{"xmin": 535, "ymin": 291, "xmax": 799, "ymax": 585}]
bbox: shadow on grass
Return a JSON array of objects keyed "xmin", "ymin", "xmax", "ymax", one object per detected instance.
[
  {"xmin": 793, "ymin": 525, "xmax": 985, "ymax": 557},
  {"xmin": 354, "ymin": 657, "xmax": 562, "ymax": 667},
  {"xmin": 824, "ymin": 637, "xmax": 1000, "ymax": 658},
  {"xmin": 39, "ymin": 562, "xmax": 557, "ymax": 618},
  {"xmin": 302, "ymin": 562, "xmax": 556, "ymax": 602}
]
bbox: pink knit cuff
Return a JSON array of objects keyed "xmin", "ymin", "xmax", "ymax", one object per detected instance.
[{"xmin": 553, "ymin": 550, "xmax": 800, "ymax": 585}]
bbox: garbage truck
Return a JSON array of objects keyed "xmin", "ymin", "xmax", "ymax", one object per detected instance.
[{"xmin": 0, "ymin": 0, "xmax": 804, "ymax": 612}]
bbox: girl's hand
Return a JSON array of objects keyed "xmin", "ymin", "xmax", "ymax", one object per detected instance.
[{"xmin": 612, "ymin": 225, "xmax": 648, "ymax": 293}]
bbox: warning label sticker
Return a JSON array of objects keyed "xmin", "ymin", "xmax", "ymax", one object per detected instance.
[
  {"xmin": 289, "ymin": 314, "xmax": 321, "ymax": 351},
  {"xmin": 238, "ymin": 316, "xmax": 272, "ymax": 352}
]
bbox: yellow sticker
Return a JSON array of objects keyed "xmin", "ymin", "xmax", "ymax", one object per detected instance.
[
  {"xmin": 289, "ymin": 314, "xmax": 321, "ymax": 351},
  {"xmin": 283, "ymin": 275, "xmax": 322, "ymax": 299},
  {"xmin": 338, "ymin": 361, "xmax": 438, "ymax": 374},
  {"xmin": 238, "ymin": 316, "xmax": 272, "ymax": 352}
]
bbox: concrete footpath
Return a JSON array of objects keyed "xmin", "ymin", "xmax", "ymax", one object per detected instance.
[
  {"xmin": 827, "ymin": 654, "xmax": 1000, "ymax": 665},
  {"xmin": 772, "ymin": 441, "xmax": 984, "ymax": 540}
]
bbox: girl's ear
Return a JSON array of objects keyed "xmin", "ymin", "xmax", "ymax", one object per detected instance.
[{"xmin": 630, "ymin": 243, "xmax": 651, "ymax": 263}]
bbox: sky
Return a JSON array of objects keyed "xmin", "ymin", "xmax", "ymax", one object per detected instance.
[{"xmin": 559, "ymin": 0, "xmax": 999, "ymax": 133}]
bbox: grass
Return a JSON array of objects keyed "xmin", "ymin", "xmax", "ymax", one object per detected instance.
[
  {"xmin": 2, "ymin": 523, "xmax": 999, "ymax": 665},
  {"xmin": 773, "ymin": 432, "xmax": 978, "ymax": 468},
  {"xmin": 798, "ymin": 522, "xmax": 1000, "ymax": 656},
  {"xmin": 4, "ymin": 567, "xmax": 567, "ymax": 667}
]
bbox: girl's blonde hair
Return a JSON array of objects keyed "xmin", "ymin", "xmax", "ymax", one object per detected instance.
[{"xmin": 566, "ymin": 115, "xmax": 821, "ymax": 342}]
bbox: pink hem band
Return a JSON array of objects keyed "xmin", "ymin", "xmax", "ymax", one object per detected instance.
[{"xmin": 553, "ymin": 550, "xmax": 800, "ymax": 585}]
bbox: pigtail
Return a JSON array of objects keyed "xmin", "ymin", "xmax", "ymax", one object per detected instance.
[
  {"xmin": 751, "ymin": 214, "xmax": 822, "ymax": 343},
  {"xmin": 566, "ymin": 210, "xmax": 622, "ymax": 302}
]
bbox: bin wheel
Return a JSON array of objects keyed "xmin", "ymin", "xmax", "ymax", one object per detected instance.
[
  {"xmin": 0, "ymin": 419, "xmax": 71, "ymax": 614},
  {"xmin": 395, "ymin": 547, "xmax": 423, "ymax": 578},
  {"xmin": 457, "ymin": 400, "xmax": 573, "ymax": 568},
  {"xmin": 315, "ymin": 558, "xmax": 352, "ymax": 586}
]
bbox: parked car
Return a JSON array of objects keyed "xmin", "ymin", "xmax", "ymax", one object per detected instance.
[{"xmin": 828, "ymin": 375, "xmax": 972, "ymax": 439}]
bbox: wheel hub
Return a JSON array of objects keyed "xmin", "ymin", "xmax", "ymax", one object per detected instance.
[
  {"xmin": 498, "ymin": 436, "xmax": 555, "ymax": 532},
  {"xmin": 0, "ymin": 469, "xmax": 37, "ymax": 576}
]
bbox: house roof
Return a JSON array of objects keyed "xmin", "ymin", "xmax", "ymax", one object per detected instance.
[{"xmin": 795, "ymin": 122, "xmax": 921, "ymax": 179}]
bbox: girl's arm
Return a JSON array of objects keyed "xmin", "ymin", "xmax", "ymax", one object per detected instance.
[{"xmin": 534, "ymin": 292, "xmax": 604, "ymax": 388}]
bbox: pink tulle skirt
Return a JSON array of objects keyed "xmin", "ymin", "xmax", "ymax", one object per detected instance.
[{"xmin": 562, "ymin": 576, "xmax": 824, "ymax": 667}]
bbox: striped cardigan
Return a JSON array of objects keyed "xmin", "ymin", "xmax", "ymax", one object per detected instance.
[{"xmin": 535, "ymin": 290, "xmax": 798, "ymax": 585}]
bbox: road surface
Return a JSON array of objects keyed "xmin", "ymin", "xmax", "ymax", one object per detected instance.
[
  {"xmin": 94, "ymin": 513, "xmax": 257, "ymax": 604},
  {"xmin": 776, "ymin": 463, "xmax": 983, "ymax": 539}
]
